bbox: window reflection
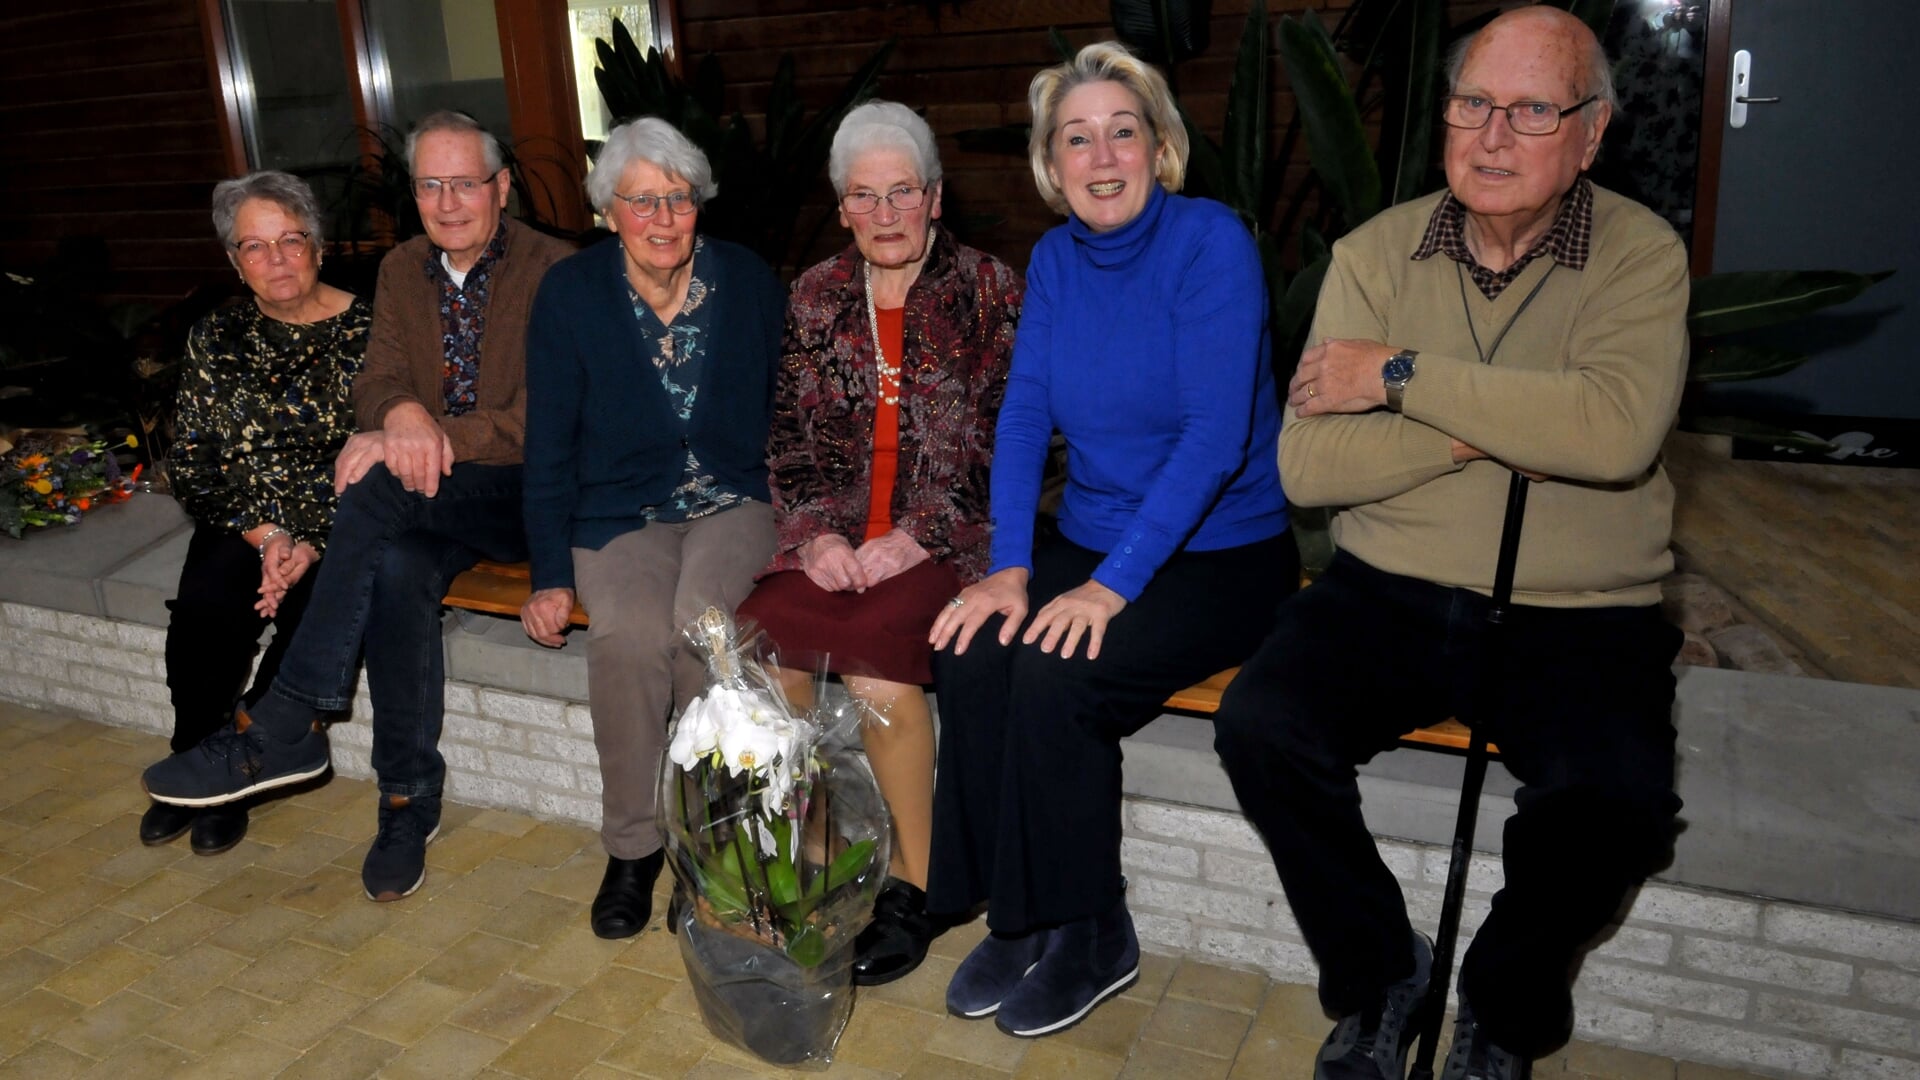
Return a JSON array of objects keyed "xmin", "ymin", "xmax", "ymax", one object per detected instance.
[
  {"xmin": 362, "ymin": 0, "xmax": 513, "ymax": 139},
  {"xmin": 568, "ymin": 3, "xmax": 658, "ymax": 143}
]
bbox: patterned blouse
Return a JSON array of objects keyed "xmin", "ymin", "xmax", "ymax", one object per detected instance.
[
  {"xmin": 764, "ymin": 226, "xmax": 1022, "ymax": 584},
  {"xmin": 629, "ymin": 236, "xmax": 747, "ymax": 522},
  {"xmin": 169, "ymin": 297, "xmax": 371, "ymax": 554}
]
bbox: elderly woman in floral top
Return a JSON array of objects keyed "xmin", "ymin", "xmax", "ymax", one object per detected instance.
[
  {"xmin": 520, "ymin": 118, "xmax": 786, "ymax": 940},
  {"xmin": 736, "ymin": 101, "xmax": 1022, "ymax": 985},
  {"xmin": 146, "ymin": 170, "xmax": 369, "ymax": 855}
]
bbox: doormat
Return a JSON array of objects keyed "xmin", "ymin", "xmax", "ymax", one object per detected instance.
[{"xmin": 1730, "ymin": 415, "xmax": 1920, "ymax": 468}]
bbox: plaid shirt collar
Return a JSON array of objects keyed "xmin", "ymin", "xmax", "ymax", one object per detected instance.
[{"xmin": 1412, "ymin": 177, "xmax": 1593, "ymax": 299}]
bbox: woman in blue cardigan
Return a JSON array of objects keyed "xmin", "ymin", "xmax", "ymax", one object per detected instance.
[
  {"xmin": 926, "ymin": 42, "xmax": 1295, "ymax": 1037},
  {"xmin": 520, "ymin": 118, "xmax": 784, "ymax": 940}
]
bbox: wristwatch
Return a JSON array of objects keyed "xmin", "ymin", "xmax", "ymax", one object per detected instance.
[{"xmin": 1382, "ymin": 349, "xmax": 1419, "ymax": 412}]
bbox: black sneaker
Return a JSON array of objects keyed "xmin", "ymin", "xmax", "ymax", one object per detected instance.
[
  {"xmin": 1440, "ymin": 993, "xmax": 1533, "ymax": 1080},
  {"xmin": 852, "ymin": 878, "xmax": 940, "ymax": 987},
  {"xmin": 1316, "ymin": 932, "xmax": 1433, "ymax": 1080},
  {"xmin": 142, "ymin": 712, "xmax": 330, "ymax": 807},
  {"xmin": 361, "ymin": 795, "xmax": 441, "ymax": 902}
]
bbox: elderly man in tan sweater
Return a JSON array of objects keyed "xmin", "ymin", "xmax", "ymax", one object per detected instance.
[
  {"xmin": 145, "ymin": 111, "xmax": 572, "ymax": 905},
  {"xmin": 1213, "ymin": 9, "xmax": 1689, "ymax": 1080}
]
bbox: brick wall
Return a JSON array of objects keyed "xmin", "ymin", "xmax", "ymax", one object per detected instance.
[{"xmin": 4, "ymin": 598, "xmax": 1918, "ymax": 1078}]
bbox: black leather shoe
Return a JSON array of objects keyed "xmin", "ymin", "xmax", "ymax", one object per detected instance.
[
  {"xmin": 139, "ymin": 801, "xmax": 196, "ymax": 846},
  {"xmin": 591, "ymin": 850, "xmax": 665, "ymax": 939},
  {"xmin": 852, "ymin": 878, "xmax": 940, "ymax": 986},
  {"xmin": 189, "ymin": 801, "xmax": 248, "ymax": 856}
]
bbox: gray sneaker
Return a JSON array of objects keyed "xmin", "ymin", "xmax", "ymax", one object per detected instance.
[
  {"xmin": 1316, "ymin": 932, "xmax": 1434, "ymax": 1080},
  {"xmin": 361, "ymin": 795, "xmax": 441, "ymax": 902},
  {"xmin": 1439, "ymin": 993, "xmax": 1533, "ymax": 1080}
]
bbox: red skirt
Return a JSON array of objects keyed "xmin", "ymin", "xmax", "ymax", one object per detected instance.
[{"xmin": 737, "ymin": 560, "xmax": 962, "ymax": 685}]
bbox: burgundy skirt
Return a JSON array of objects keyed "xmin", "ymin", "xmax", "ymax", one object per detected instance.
[{"xmin": 737, "ymin": 560, "xmax": 962, "ymax": 685}]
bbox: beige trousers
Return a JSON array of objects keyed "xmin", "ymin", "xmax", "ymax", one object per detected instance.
[{"xmin": 571, "ymin": 501, "xmax": 775, "ymax": 859}]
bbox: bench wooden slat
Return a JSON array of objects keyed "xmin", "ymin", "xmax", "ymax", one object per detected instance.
[{"xmin": 441, "ymin": 564, "xmax": 1490, "ymax": 753}]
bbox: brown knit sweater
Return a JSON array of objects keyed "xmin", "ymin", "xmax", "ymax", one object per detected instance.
[
  {"xmin": 353, "ymin": 217, "xmax": 573, "ymax": 466},
  {"xmin": 1282, "ymin": 184, "xmax": 1690, "ymax": 608}
]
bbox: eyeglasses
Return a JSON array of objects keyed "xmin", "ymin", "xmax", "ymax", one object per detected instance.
[
  {"xmin": 614, "ymin": 190, "xmax": 697, "ymax": 219},
  {"xmin": 839, "ymin": 186, "xmax": 928, "ymax": 214},
  {"xmin": 412, "ymin": 175, "xmax": 498, "ymax": 200},
  {"xmin": 1441, "ymin": 94, "xmax": 1598, "ymax": 136},
  {"xmin": 233, "ymin": 232, "xmax": 312, "ymax": 264}
]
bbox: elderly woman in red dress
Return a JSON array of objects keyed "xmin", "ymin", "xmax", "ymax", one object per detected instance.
[{"xmin": 736, "ymin": 100, "xmax": 1022, "ymax": 985}]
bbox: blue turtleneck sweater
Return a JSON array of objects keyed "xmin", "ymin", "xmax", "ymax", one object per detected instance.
[{"xmin": 988, "ymin": 186, "xmax": 1287, "ymax": 601}]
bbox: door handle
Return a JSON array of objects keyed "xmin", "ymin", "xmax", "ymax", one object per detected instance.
[{"xmin": 1729, "ymin": 50, "xmax": 1780, "ymax": 127}]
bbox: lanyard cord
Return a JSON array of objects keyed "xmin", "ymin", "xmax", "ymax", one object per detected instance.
[{"xmin": 1457, "ymin": 260, "xmax": 1556, "ymax": 366}]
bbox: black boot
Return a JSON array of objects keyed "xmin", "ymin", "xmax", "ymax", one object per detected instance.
[
  {"xmin": 139, "ymin": 801, "xmax": 197, "ymax": 846},
  {"xmin": 190, "ymin": 801, "xmax": 249, "ymax": 855},
  {"xmin": 852, "ymin": 878, "xmax": 940, "ymax": 986},
  {"xmin": 591, "ymin": 850, "xmax": 666, "ymax": 939}
]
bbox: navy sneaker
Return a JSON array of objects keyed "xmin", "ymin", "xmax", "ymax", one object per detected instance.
[
  {"xmin": 1316, "ymin": 932, "xmax": 1434, "ymax": 1080},
  {"xmin": 994, "ymin": 899, "xmax": 1140, "ymax": 1038},
  {"xmin": 361, "ymin": 794, "xmax": 441, "ymax": 902},
  {"xmin": 142, "ymin": 711, "xmax": 330, "ymax": 807},
  {"xmin": 1440, "ymin": 993, "xmax": 1534, "ymax": 1080},
  {"xmin": 947, "ymin": 928, "xmax": 1052, "ymax": 1019}
]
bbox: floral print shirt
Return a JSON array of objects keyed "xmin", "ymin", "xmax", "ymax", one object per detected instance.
[
  {"xmin": 629, "ymin": 237, "xmax": 746, "ymax": 522},
  {"xmin": 169, "ymin": 297, "xmax": 371, "ymax": 553},
  {"xmin": 428, "ymin": 220, "xmax": 509, "ymax": 416}
]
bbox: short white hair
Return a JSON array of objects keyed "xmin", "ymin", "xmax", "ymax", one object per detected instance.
[
  {"xmin": 829, "ymin": 101, "xmax": 942, "ymax": 192},
  {"xmin": 586, "ymin": 117, "xmax": 718, "ymax": 213},
  {"xmin": 210, "ymin": 170, "xmax": 325, "ymax": 247},
  {"xmin": 405, "ymin": 110, "xmax": 505, "ymax": 175}
]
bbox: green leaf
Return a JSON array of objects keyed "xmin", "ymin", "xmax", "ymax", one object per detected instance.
[
  {"xmin": 1218, "ymin": 0, "xmax": 1269, "ymax": 220},
  {"xmin": 1278, "ymin": 11, "xmax": 1381, "ymax": 228},
  {"xmin": 765, "ymin": 820, "xmax": 800, "ymax": 906},
  {"xmin": 1688, "ymin": 270, "xmax": 1895, "ymax": 338},
  {"xmin": 1384, "ymin": 0, "xmax": 1443, "ymax": 207},
  {"xmin": 1679, "ymin": 415, "xmax": 1837, "ymax": 452},
  {"xmin": 695, "ymin": 866, "xmax": 749, "ymax": 915},
  {"xmin": 785, "ymin": 923, "xmax": 828, "ymax": 967},
  {"xmin": 825, "ymin": 838, "xmax": 876, "ymax": 892},
  {"xmin": 1687, "ymin": 342, "xmax": 1812, "ymax": 383}
]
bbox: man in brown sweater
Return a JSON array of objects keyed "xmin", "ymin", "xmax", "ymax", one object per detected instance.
[
  {"xmin": 1213, "ymin": 9, "xmax": 1688, "ymax": 1080},
  {"xmin": 145, "ymin": 111, "xmax": 572, "ymax": 904}
]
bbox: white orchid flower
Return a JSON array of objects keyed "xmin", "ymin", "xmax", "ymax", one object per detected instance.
[{"xmin": 667, "ymin": 691, "xmax": 722, "ymax": 769}]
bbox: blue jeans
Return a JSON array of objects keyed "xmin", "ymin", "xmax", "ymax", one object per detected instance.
[{"xmin": 263, "ymin": 462, "xmax": 527, "ymax": 798}]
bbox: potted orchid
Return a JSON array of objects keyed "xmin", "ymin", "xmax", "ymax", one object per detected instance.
[{"xmin": 659, "ymin": 608, "xmax": 888, "ymax": 1069}]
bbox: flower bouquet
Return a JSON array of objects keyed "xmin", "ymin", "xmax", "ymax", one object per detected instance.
[
  {"xmin": 0, "ymin": 433, "xmax": 142, "ymax": 539},
  {"xmin": 660, "ymin": 607, "xmax": 889, "ymax": 1069}
]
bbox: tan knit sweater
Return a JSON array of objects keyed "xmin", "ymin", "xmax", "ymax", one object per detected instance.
[{"xmin": 1281, "ymin": 185, "xmax": 1690, "ymax": 608}]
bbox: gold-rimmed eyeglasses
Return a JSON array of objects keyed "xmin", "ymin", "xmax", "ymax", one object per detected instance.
[
  {"xmin": 233, "ymin": 231, "xmax": 312, "ymax": 264},
  {"xmin": 615, "ymin": 190, "xmax": 698, "ymax": 219},
  {"xmin": 1441, "ymin": 94, "xmax": 1598, "ymax": 136},
  {"xmin": 839, "ymin": 186, "xmax": 928, "ymax": 214},
  {"xmin": 412, "ymin": 175, "xmax": 499, "ymax": 200}
]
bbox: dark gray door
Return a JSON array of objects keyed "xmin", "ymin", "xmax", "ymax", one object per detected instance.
[{"xmin": 1707, "ymin": 0, "xmax": 1920, "ymax": 419}]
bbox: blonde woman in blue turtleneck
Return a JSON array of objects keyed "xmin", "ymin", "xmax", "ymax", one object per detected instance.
[{"xmin": 926, "ymin": 42, "xmax": 1292, "ymax": 1039}]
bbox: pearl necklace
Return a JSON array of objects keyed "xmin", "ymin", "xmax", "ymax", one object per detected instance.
[{"xmin": 863, "ymin": 260, "xmax": 903, "ymax": 406}]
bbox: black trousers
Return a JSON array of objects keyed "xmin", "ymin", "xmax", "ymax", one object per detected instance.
[
  {"xmin": 1212, "ymin": 552, "xmax": 1683, "ymax": 1058},
  {"xmin": 928, "ymin": 529, "xmax": 1296, "ymax": 934},
  {"xmin": 164, "ymin": 521, "xmax": 318, "ymax": 753}
]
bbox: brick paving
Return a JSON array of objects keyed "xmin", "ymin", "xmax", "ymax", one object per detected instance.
[{"xmin": 0, "ymin": 702, "xmax": 1768, "ymax": 1079}]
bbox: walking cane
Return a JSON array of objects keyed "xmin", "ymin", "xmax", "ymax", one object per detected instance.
[{"xmin": 1407, "ymin": 470, "xmax": 1531, "ymax": 1080}]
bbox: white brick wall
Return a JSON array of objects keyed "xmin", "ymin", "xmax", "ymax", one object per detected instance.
[{"xmin": 4, "ymin": 598, "xmax": 1919, "ymax": 1080}]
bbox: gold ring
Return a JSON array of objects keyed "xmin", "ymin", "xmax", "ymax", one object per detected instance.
[{"xmin": 1307, "ymin": 383, "xmax": 1318, "ymax": 398}]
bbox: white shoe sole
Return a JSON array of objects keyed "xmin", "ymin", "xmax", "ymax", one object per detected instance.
[
  {"xmin": 998, "ymin": 964, "xmax": 1140, "ymax": 1037},
  {"xmin": 364, "ymin": 823, "xmax": 441, "ymax": 902},
  {"xmin": 145, "ymin": 759, "xmax": 331, "ymax": 808}
]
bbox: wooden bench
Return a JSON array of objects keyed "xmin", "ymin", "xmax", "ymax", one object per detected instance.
[{"xmin": 444, "ymin": 560, "xmax": 1492, "ymax": 753}]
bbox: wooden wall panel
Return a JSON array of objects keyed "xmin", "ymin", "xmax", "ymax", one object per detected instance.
[{"xmin": 0, "ymin": 0, "xmax": 233, "ymax": 304}]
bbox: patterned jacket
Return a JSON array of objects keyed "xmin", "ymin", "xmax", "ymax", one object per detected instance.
[{"xmin": 764, "ymin": 226, "xmax": 1021, "ymax": 584}]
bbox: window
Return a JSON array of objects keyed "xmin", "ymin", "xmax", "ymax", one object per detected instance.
[{"xmin": 567, "ymin": 4, "xmax": 658, "ymax": 144}]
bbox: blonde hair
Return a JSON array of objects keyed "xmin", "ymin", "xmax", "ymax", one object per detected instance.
[{"xmin": 1027, "ymin": 41, "xmax": 1188, "ymax": 215}]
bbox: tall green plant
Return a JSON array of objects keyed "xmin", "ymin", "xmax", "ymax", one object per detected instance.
[{"xmin": 593, "ymin": 19, "xmax": 895, "ymax": 271}]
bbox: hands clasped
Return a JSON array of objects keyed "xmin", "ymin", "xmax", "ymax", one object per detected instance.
[
  {"xmin": 254, "ymin": 530, "xmax": 318, "ymax": 618},
  {"xmin": 521, "ymin": 587, "xmax": 576, "ymax": 648},
  {"xmin": 798, "ymin": 530, "xmax": 931, "ymax": 594}
]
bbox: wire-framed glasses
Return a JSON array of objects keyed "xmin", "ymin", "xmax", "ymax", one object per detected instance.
[
  {"xmin": 839, "ymin": 186, "xmax": 928, "ymax": 214},
  {"xmin": 1441, "ymin": 94, "xmax": 1598, "ymax": 136},
  {"xmin": 233, "ymin": 232, "xmax": 312, "ymax": 263},
  {"xmin": 412, "ymin": 175, "xmax": 498, "ymax": 200},
  {"xmin": 615, "ymin": 190, "xmax": 698, "ymax": 218}
]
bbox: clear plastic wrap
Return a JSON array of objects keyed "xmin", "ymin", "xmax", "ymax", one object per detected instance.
[{"xmin": 659, "ymin": 608, "xmax": 890, "ymax": 1069}]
